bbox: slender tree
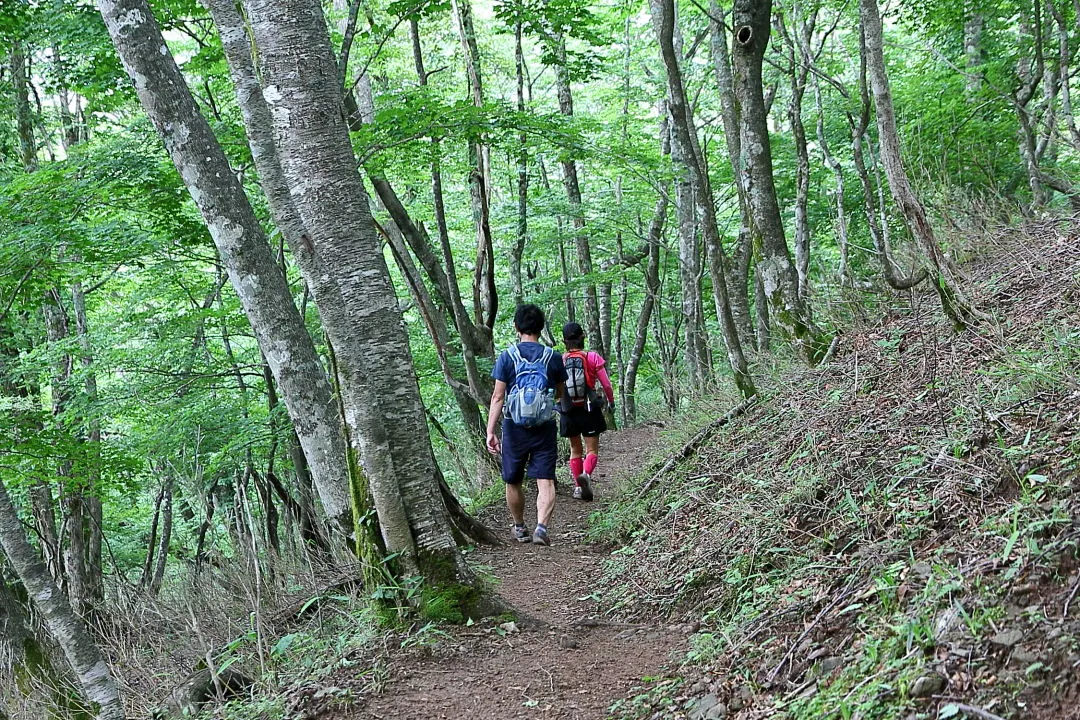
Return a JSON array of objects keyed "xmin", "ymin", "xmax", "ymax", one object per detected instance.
[
  {"xmin": 0, "ymin": 478, "xmax": 126, "ymax": 720},
  {"xmin": 96, "ymin": 0, "xmax": 354, "ymax": 536},
  {"xmin": 652, "ymin": 0, "xmax": 756, "ymax": 399},
  {"xmin": 730, "ymin": 0, "xmax": 824, "ymax": 363},
  {"xmin": 241, "ymin": 0, "xmax": 502, "ymax": 610},
  {"xmin": 859, "ymin": 0, "xmax": 981, "ymax": 327}
]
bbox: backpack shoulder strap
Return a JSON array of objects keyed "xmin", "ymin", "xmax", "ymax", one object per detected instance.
[{"xmin": 507, "ymin": 343, "xmax": 523, "ymax": 369}]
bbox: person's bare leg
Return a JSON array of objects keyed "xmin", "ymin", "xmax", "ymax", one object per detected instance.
[
  {"xmin": 505, "ymin": 483, "xmax": 526, "ymax": 525},
  {"xmin": 535, "ymin": 478, "xmax": 556, "ymax": 527},
  {"xmin": 569, "ymin": 435, "xmax": 584, "ymax": 459},
  {"xmin": 584, "ymin": 435, "xmax": 600, "ymax": 461}
]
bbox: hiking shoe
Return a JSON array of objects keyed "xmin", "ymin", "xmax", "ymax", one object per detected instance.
[
  {"xmin": 532, "ymin": 525, "xmax": 550, "ymax": 546},
  {"xmin": 512, "ymin": 524, "xmax": 532, "ymax": 543},
  {"xmin": 576, "ymin": 473, "xmax": 594, "ymax": 502},
  {"xmin": 572, "ymin": 485, "xmax": 583, "ymax": 500}
]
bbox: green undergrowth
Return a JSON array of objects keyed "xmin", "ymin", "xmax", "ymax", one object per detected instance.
[{"xmin": 599, "ymin": 228, "xmax": 1080, "ymax": 719}]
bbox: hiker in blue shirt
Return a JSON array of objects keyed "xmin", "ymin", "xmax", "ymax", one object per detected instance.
[{"xmin": 485, "ymin": 304, "xmax": 568, "ymax": 546}]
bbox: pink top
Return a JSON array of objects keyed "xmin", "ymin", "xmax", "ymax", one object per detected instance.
[{"xmin": 583, "ymin": 351, "xmax": 615, "ymax": 405}]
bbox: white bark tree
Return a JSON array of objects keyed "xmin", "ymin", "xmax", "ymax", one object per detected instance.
[
  {"xmin": 241, "ymin": 0, "xmax": 500, "ymax": 612},
  {"xmin": 96, "ymin": 0, "xmax": 353, "ymax": 535},
  {"xmin": 731, "ymin": 0, "xmax": 825, "ymax": 363},
  {"xmin": 0, "ymin": 478, "xmax": 125, "ymax": 720}
]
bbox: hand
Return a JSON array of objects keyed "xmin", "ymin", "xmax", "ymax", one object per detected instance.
[{"xmin": 486, "ymin": 431, "xmax": 501, "ymax": 455}]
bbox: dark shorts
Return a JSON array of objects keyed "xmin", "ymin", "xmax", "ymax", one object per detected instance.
[
  {"xmin": 559, "ymin": 405, "xmax": 607, "ymax": 438},
  {"xmin": 501, "ymin": 419, "xmax": 558, "ymax": 484}
]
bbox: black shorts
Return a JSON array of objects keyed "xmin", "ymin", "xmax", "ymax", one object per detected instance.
[
  {"xmin": 501, "ymin": 419, "xmax": 558, "ymax": 483},
  {"xmin": 559, "ymin": 405, "xmax": 607, "ymax": 438}
]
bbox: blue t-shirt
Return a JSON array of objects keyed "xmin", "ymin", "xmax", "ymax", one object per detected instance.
[{"xmin": 492, "ymin": 341, "xmax": 568, "ymax": 393}]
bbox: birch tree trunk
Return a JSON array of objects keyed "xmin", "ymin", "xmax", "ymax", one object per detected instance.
[
  {"xmin": 731, "ymin": 0, "xmax": 823, "ymax": 364},
  {"xmin": 452, "ymin": 0, "xmax": 498, "ymax": 331},
  {"xmin": 667, "ymin": 10, "xmax": 711, "ymax": 388},
  {"xmin": 850, "ymin": 32, "xmax": 926, "ymax": 291},
  {"xmin": 97, "ymin": 0, "xmax": 354, "ymax": 535},
  {"xmin": 777, "ymin": 5, "xmax": 816, "ymax": 301},
  {"xmin": 652, "ymin": 0, "xmax": 756, "ymax": 399},
  {"xmin": 0, "ymin": 478, "xmax": 126, "ymax": 720},
  {"xmin": 709, "ymin": 0, "xmax": 755, "ymax": 349},
  {"xmin": 242, "ymin": 0, "xmax": 499, "ymax": 612},
  {"xmin": 859, "ymin": 0, "xmax": 981, "ymax": 328}
]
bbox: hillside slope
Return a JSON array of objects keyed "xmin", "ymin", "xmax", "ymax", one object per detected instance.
[{"xmin": 601, "ymin": 220, "xmax": 1080, "ymax": 720}]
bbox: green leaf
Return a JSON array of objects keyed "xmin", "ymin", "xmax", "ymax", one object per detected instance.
[{"xmin": 271, "ymin": 633, "xmax": 298, "ymax": 658}]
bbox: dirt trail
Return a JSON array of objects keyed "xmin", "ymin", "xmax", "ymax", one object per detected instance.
[{"xmin": 355, "ymin": 423, "xmax": 684, "ymax": 720}]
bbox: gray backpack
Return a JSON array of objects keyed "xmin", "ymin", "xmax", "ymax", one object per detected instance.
[{"xmin": 503, "ymin": 344, "xmax": 556, "ymax": 428}]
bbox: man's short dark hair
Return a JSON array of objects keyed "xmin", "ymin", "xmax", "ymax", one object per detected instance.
[
  {"xmin": 514, "ymin": 303, "xmax": 546, "ymax": 336},
  {"xmin": 562, "ymin": 322, "xmax": 585, "ymax": 349}
]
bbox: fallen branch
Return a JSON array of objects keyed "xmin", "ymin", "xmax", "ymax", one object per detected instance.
[
  {"xmin": 948, "ymin": 703, "xmax": 1007, "ymax": 720},
  {"xmin": 636, "ymin": 396, "xmax": 759, "ymax": 498}
]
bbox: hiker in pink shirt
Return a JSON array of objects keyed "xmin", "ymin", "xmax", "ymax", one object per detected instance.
[{"xmin": 558, "ymin": 322, "xmax": 615, "ymax": 501}]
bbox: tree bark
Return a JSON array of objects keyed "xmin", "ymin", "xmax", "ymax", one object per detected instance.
[
  {"xmin": 623, "ymin": 192, "xmax": 667, "ymax": 423},
  {"xmin": 652, "ymin": 0, "xmax": 756, "ymax": 399},
  {"xmin": 849, "ymin": 42, "xmax": 926, "ymax": 291},
  {"xmin": 513, "ymin": 18, "xmax": 529, "ymax": 306},
  {"xmin": 98, "ymin": 0, "xmax": 354, "ymax": 535},
  {"xmin": 777, "ymin": 5, "xmax": 816, "ymax": 301},
  {"xmin": 452, "ymin": 0, "xmax": 498, "ymax": 332},
  {"xmin": 242, "ymin": 0, "xmax": 501, "ymax": 613},
  {"xmin": 71, "ymin": 280, "xmax": 104, "ymax": 605},
  {"xmin": 0, "ymin": 478, "xmax": 126, "ymax": 720},
  {"xmin": 669, "ymin": 99, "xmax": 711, "ymax": 389},
  {"xmin": 11, "ymin": 41, "xmax": 38, "ymax": 172},
  {"xmin": 554, "ymin": 34, "xmax": 606, "ymax": 359},
  {"xmin": 149, "ymin": 476, "xmax": 173, "ymax": 595},
  {"xmin": 730, "ymin": 0, "xmax": 823, "ymax": 363},
  {"xmin": 709, "ymin": 0, "xmax": 755, "ymax": 349},
  {"xmin": 859, "ymin": 0, "xmax": 980, "ymax": 328}
]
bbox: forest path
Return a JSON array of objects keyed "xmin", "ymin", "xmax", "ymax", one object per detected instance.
[{"xmin": 355, "ymin": 422, "xmax": 686, "ymax": 720}]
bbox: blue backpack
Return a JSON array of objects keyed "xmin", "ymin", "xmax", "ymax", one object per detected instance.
[{"xmin": 503, "ymin": 344, "xmax": 556, "ymax": 428}]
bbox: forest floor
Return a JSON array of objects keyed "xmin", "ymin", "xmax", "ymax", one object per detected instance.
[
  {"xmin": 313, "ymin": 422, "xmax": 687, "ymax": 720},
  {"xmin": 295, "ymin": 217, "xmax": 1080, "ymax": 720}
]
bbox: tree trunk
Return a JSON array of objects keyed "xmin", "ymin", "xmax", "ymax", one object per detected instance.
[
  {"xmin": 669, "ymin": 107, "xmax": 711, "ymax": 390},
  {"xmin": 242, "ymin": 0, "xmax": 502, "ymax": 614},
  {"xmin": 555, "ymin": 34, "xmax": 606, "ymax": 359},
  {"xmin": 963, "ymin": 9, "xmax": 984, "ymax": 96},
  {"xmin": 623, "ymin": 192, "xmax": 667, "ymax": 423},
  {"xmin": 11, "ymin": 41, "xmax": 38, "ymax": 172},
  {"xmin": 1051, "ymin": 3, "xmax": 1080, "ymax": 153},
  {"xmin": 652, "ymin": 0, "xmax": 756, "ymax": 399},
  {"xmin": 812, "ymin": 74, "xmax": 850, "ymax": 283},
  {"xmin": 148, "ymin": 476, "xmax": 172, "ymax": 595},
  {"xmin": 43, "ymin": 286, "xmax": 94, "ymax": 616},
  {"xmin": 0, "ymin": 478, "xmax": 126, "ymax": 720},
  {"xmin": 849, "ymin": 45, "xmax": 926, "ymax": 291},
  {"xmin": 709, "ymin": 0, "xmax": 755, "ymax": 348},
  {"xmin": 71, "ymin": 280, "xmax": 104, "ymax": 605},
  {"xmin": 513, "ymin": 18, "xmax": 529, "ymax": 306},
  {"xmin": 730, "ymin": 0, "xmax": 823, "ymax": 364},
  {"xmin": 777, "ymin": 5, "xmax": 816, "ymax": 301},
  {"xmin": 859, "ymin": 0, "xmax": 980, "ymax": 328},
  {"xmin": 452, "ymin": 0, "xmax": 497, "ymax": 331},
  {"xmin": 99, "ymin": 0, "xmax": 354, "ymax": 535}
]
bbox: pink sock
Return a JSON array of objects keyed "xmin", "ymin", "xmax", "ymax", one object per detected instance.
[
  {"xmin": 584, "ymin": 454, "xmax": 598, "ymax": 475},
  {"xmin": 569, "ymin": 457, "xmax": 584, "ymax": 485}
]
